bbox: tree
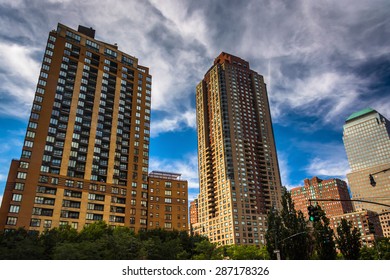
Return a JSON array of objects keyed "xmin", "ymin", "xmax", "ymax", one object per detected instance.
[
  {"xmin": 360, "ymin": 238, "xmax": 390, "ymax": 260},
  {"xmin": 224, "ymin": 245, "xmax": 270, "ymax": 260},
  {"xmin": 312, "ymin": 205, "xmax": 337, "ymax": 260},
  {"xmin": 192, "ymin": 239, "xmax": 223, "ymax": 260},
  {"xmin": 78, "ymin": 220, "xmax": 112, "ymax": 241},
  {"xmin": 39, "ymin": 225, "xmax": 78, "ymax": 259},
  {"xmin": 265, "ymin": 206, "xmax": 284, "ymax": 259},
  {"xmin": 0, "ymin": 228, "xmax": 44, "ymax": 260},
  {"xmin": 266, "ymin": 191, "xmax": 311, "ymax": 259},
  {"xmin": 335, "ymin": 218, "xmax": 361, "ymax": 260}
]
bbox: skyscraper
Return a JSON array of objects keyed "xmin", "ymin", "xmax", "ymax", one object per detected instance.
[
  {"xmin": 343, "ymin": 108, "xmax": 390, "ymax": 237},
  {"xmin": 196, "ymin": 52, "xmax": 282, "ymax": 245},
  {"xmin": 0, "ymin": 23, "xmax": 152, "ymax": 232}
]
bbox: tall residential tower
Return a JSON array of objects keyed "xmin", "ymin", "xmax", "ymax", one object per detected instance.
[
  {"xmin": 196, "ymin": 52, "xmax": 282, "ymax": 245},
  {"xmin": 0, "ymin": 24, "xmax": 152, "ymax": 232}
]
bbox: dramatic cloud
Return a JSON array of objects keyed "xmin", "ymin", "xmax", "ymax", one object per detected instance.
[{"xmin": 0, "ymin": 0, "xmax": 389, "ymax": 198}]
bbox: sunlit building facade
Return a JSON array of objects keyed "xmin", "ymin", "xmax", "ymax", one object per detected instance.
[
  {"xmin": 196, "ymin": 52, "xmax": 282, "ymax": 245},
  {"xmin": 343, "ymin": 108, "xmax": 390, "ymax": 237},
  {"xmin": 0, "ymin": 23, "xmax": 152, "ymax": 232},
  {"xmin": 291, "ymin": 176, "xmax": 354, "ymax": 219},
  {"xmin": 147, "ymin": 171, "xmax": 188, "ymax": 231}
]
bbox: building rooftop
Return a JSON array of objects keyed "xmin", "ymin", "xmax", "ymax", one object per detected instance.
[
  {"xmin": 149, "ymin": 170, "xmax": 183, "ymax": 180},
  {"xmin": 346, "ymin": 108, "xmax": 376, "ymax": 123}
]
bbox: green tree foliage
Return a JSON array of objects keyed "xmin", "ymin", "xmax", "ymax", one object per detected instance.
[
  {"xmin": 335, "ymin": 218, "xmax": 361, "ymax": 260},
  {"xmin": 39, "ymin": 225, "xmax": 78, "ymax": 259},
  {"xmin": 192, "ymin": 239, "xmax": 222, "ymax": 260},
  {"xmin": 224, "ymin": 245, "xmax": 270, "ymax": 260},
  {"xmin": 360, "ymin": 238, "xmax": 390, "ymax": 260},
  {"xmin": 265, "ymin": 191, "xmax": 311, "ymax": 260},
  {"xmin": 0, "ymin": 228, "xmax": 44, "ymax": 259},
  {"xmin": 0, "ymin": 222, "xmax": 214, "ymax": 260},
  {"xmin": 312, "ymin": 205, "xmax": 337, "ymax": 260}
]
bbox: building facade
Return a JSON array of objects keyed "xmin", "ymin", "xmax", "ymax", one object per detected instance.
[
  {"xmin": 291, "ymin": 176, "xmax": 354, "ymax": 219},
  {"xmin": 343, "ymin": 108, "xmax": 390, "ymax": 237},
  {"xmin": 196, "ymin": 52, "xmax": 282, "ymax": 245},
  {"xmin": 147, "ymin": 171, "xmax": 188, "ymax": 231},
  {"xmin": 189, "ymin": 198, "xmax": 199, "ymax": 225},
  {"xmin": 0, "ymin": 23, "xmax": 152, "ymax": 232},
  {"xmin": 329, "ymin": 210, "xmax": 383, "ymax": 247}
]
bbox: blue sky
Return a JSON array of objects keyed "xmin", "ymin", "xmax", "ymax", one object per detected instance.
[{"xmin": 0, "ymin": 0, "xmax": 389, "ymax": 205}]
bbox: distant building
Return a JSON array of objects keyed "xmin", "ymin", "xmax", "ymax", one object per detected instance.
[
  {"xmin": 329, "ymin": 210, "xmax": 383, "ymax": 247},
  {"xmin": 343, "ymin": 108, "xmax": 390, "ymax": 237},
  {"xmin": 196, "ymin": 52, "xmax": 282, "ymax": 246},
  {"xmin": 291, "ymin": 176, "xmax": 354, "ymax": 218},
  {"xmin": 189, "ymin": 198, "xmax": 199, "ymax": 225},
  {"xmin": 0, "ymin": 23, "xmax": 152, "ymax": 232},
  {"xmin": 147, "ymin": 171, "xmax": 188, "ymax": 231}
]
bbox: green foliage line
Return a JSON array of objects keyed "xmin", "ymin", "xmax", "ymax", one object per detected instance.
[{"xmin": 0, "ymin": 221, "xmax": 269, "ymax": 260}]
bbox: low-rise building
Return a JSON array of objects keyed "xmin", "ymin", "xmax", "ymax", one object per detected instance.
[
  {"xmin": 291, "ymin": 176, "xmax": 354, "ymax": 219},
  {"xmin": 330, "ymin": 210, "xmax": 383, "ymax": 247},
  {"xmin": 147, "ymin": 171, "xmax": 188, "ymax": 231}
]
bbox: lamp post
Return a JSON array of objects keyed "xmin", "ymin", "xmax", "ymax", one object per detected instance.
[{"xmin": 274, "ymin": 231, "xmax": 307, "ymax": 260}]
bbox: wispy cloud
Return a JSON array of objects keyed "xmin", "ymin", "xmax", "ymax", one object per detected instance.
[
  {"xmin": 149, "ymin": 153, "xmax": 199, "ymax": 190},
  {"xmin": 301, "ymin": 141, "xmax": 351, "ymax": 179}
]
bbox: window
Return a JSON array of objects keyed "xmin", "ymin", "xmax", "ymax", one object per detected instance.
[
  {"xmin": 14, "ymin": 183, "xmax": 24, "ymax": 190},
  {"xmin": 12, "ymin": 194, "xmax": 22, "ymax": 201},
  {"xmin": 86, "ymin": 39, "xmax": 99, "ymax": 50},
  {"xmin": 44, "ymin": 220, "xmax": 52, "ymax": 228},
  {"xmin": 9, "ymin": 205, "xmax": 20, "ymax": 213},
  {"xmin": 105, "ymin": 48, "xmax": 117, "ymax": 58},
  {"xmin": 6, "ymin": 217, "xmax": 17, "ymax": 226},
  {"xmin": 21, "ymin": 150, "xmax": 32, "ymax": 159},
  {"xmin": 26, "ymin": 130, "xmax": 36, "ymax": 138},
  {"xmin": 17, "ymin": 172, "xmax": 27, "ymax": 180},
  {"xmin": 41, "ymin": 166, "xmax": 49, "ymax": 173},
  {"xmin": 165, "ymin": 198, "xmax": 172, "ymax": 204},
  {"xmin": 30, "ymin": 218, "xmax": 41, "ymax": 227},
  {"xmin": 24, "ymin": 140, "xmax": 34, "ymax": 148},
  {"xmin": 28, "ymin": 122, "xmax": 38, "ymax": 129},
  {"xmin": 19, "ymin": 162, "xmax": 29, "ymax": 169}
]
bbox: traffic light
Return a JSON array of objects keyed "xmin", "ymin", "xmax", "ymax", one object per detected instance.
[
  {"xmin": 369, "ymin": 174, "xmax": 376, "ymax": 187},
  {"xmin": 307, "ymin": 205, "xmax": 315, "ymax": 222},
  {"xmin": 307, "ymin": 205, "xmax": 320, "ymax": 222}
]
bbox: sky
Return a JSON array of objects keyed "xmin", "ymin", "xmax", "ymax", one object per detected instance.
[{"xmin": 0, "ymin": 0, "xmax": 389, "ymax": 205}]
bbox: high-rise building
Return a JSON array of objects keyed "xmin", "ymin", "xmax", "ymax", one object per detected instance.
[
  {"xmin": 343, "ymin": 108, "xmax": 390, "ymax": 237},
  {"xmin": 196, "ymin": 52, "xmax": 282, "ymax": 245},
  {"xmin": 0, "ymin": 23, "xmax": 152, "ymax": 232},
  {"xmin": 290, "ymin": 176, "xmax": 354, "ymax": 219},
  {"xmin": 147, "ymin": 171, "xmax": 188, "ymax": 231}
]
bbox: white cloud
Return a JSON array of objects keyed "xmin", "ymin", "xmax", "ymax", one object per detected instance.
[
  {"xmin": 302, "ymin": 141, "xmax": 351, "ymax": 178},
  {"xmin": 270, "ymin": 69, "xmax": 366, "ymax": 126},
  {"xmin": 149, "ymin": 153, "xmax": 199, "ymax": 190},
  {"xmin": 0, "ymin": 42, "xmax": 41, "ymax": 118},
  {"xmin": 151, "ymin": 109, "xmax": 196, "ymax": 137}
]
